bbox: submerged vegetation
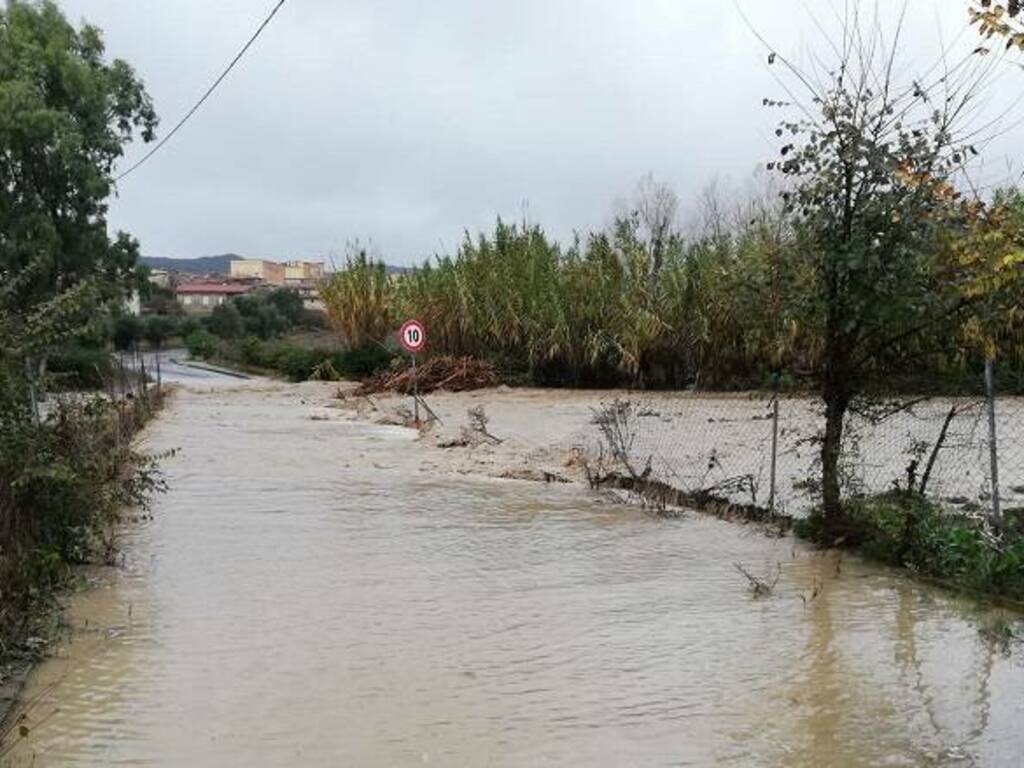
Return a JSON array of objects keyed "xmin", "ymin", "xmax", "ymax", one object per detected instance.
[
  {"xmin": 797, "ymin": 494, "xmax": 1024, "ymax": 603},
  {"xmin": 0, "ymin": 378, "xmax": 166, "ymax": 650}
]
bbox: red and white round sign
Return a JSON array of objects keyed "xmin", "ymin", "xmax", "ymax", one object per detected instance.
[{"xmin": 398, "ymin": 319, "xmax": 426, "ymax": 354}]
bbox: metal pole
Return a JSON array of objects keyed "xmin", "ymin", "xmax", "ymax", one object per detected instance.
[
  {"xmin": 412, "ymin": 354, "xmax": 420, "ymax": 426},
  {"xmin": 769, "ymin": 393, "xmax": 779, "ymax": 515},
  {"xmin": 985, "ymin": 358, "xmax": 1002, "ymax": 528}
]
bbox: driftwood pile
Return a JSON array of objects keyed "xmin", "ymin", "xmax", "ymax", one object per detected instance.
[{"xmin": 358, "ymin": 356, "xmax": 499, "ymax": 395}]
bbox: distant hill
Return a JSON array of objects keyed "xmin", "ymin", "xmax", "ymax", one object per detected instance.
[{"xmin": 141, "ymin": 254, "xmax": 240, "ymax": 274}]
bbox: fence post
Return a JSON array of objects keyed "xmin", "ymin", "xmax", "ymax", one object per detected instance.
[
  {"xmin": 768, "ymin": 380, "xmax": 780, "ymax": 516},
  {"xmin": 985, "ymin": 358, "xmax": 1002, "ymax": 529},
  {"xmin": 25, "ymin": 356, "xmax": 39, "ymax": 426}
]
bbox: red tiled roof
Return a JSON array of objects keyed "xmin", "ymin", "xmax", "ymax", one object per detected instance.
[{"xmin": 176, "ymin": 282, "xmax": 254, "ymax": 295}]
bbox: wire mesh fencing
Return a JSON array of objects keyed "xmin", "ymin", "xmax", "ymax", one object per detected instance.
[{"xmin": 578, "ymin": 388, "xmax": 1024, "ymax": 520}]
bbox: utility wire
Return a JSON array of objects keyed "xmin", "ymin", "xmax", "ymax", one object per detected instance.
[{"xmin": 115, "ymin": 0, "xmax": 288, "ymax": 183}]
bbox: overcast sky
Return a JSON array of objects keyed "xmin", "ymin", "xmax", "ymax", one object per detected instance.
[{"xmin": 57, "ymin": 0, "xmax": 1022, "ymax": 265}]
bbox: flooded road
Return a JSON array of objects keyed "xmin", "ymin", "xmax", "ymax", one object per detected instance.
[{"xmin": 5, "ymin": 381, "xmax": 1024, "ymax": 766}]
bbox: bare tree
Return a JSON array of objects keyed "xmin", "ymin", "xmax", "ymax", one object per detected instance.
[
  {"xmin": 632, "ymin": 173, "xmax": 680, "ymax": 294},
  {"xmin": 692, "ymin": 177, "xmax": 730, "ymax": 242}
]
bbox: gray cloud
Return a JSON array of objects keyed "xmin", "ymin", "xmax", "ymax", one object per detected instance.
[{"xmin": 61, "ymin": 0, "xmax": 1017, "ymax": 264}]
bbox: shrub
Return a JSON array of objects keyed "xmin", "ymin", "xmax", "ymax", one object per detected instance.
[
  {"xmin": 207, "ymin": 302, "xmax": 245, "ymax": 339},
  {"xmin": 143, "ymin": 314, "xmax": 179, "ymax": 348},
  {"xmin": 330, "ymin": 345, "xmax": 393, "ymax": 378},
  {"xmin": 244, "ymin": 303, "xmax": 288, "ymax": 340},
  {"xmin": 263, "ymin": 343, "xmax": 320, "ymax": 381},
  {"xmin": 265, "ymin": 288, "xmax": 305, "ymax": 326},
  {"xmin": 221, "ymin": 337, "xmax": 391, "ymax": 382},
  {"xmin": 0, "ymin": 381, "xmax": 165, "ymax": 647},
  {"xmin": 47, "ymin": 346, "xmax": 114, "ymax": 390},
  {"xmin": 179, "ymin": 316, "xmax": 204, "ymax": 339},
  {"xmin": 186, "ymin": 329, "xmax": 220, "ymax": 359},
  {"xmin": 239, "ymin": 336, "xmax": 270, "ymax": 367}
]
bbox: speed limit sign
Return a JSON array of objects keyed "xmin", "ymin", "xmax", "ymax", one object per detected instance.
[{"xmin": 398, "ymin": 319, "xmax": 426, "ymax": 354}]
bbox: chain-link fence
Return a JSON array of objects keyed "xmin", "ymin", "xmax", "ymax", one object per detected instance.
[
  {"xmin": 367, "ymin": 361, "xmax": 1022, "ymax": 524},
  {"xmin": 580, "ymin": 382, "xmax": 1024, "ymax": 521}
]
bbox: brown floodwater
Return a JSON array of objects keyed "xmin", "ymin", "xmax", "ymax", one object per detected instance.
[{"xmin": 4, "ymin": 379, "xmax": 1023, "ymax": 767}]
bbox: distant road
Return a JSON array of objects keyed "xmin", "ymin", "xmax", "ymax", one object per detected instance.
[{"xmin": 133, "ymin": 349, "xmax": 251, "ymax": 387}]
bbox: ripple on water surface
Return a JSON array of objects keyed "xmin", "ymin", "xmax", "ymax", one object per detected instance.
[{"xmin": 6, "ymin": 384, "xmax": 1024, "ymax": 767}]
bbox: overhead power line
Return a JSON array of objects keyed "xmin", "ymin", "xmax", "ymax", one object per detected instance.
[{"xmin": 115, "ymin": 0, "xmax": 288, "ymax": 183}]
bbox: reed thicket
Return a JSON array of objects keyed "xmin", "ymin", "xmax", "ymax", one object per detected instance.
[{"xmin": 321, "ymin": 190, "xmax": 1024, "ymax": 392}]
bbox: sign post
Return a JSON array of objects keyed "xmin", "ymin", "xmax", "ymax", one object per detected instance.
[{"xmin": 398, "ymin": 319, "xmax": 427, "ymax": 425}]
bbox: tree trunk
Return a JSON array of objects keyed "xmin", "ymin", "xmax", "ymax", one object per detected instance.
[
  {"xmin": 647, "ymin": 233, "xmax": 664, "ymax": 297},
  {"xmin": 820, "ymin": 242, "xmax": 850, "ymax": 533},
  {"xmin": 820, "ymin": 377, "xmax": 849, "ymax": 532}
]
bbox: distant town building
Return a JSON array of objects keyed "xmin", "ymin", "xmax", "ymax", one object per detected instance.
[
  {"xmin": 148, "ymin": 268, "xmax": 171, "ymax": 289},
  {"xmin": 284, "ymin": 260, "xmax": 325, "ymax": 282},
  {"xmin": 230, "ymin": 259, "xmax": 286, "ymax": 285},
  {"xmin": 286, "ymin": 280, "xmax": 325, "ymax": 312},
  {"xmin": 176, "ymin": 282, "xmax": 255, "ymax": 313}
]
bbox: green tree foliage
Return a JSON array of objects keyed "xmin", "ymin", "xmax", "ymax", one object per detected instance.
[
  {"xmin": 265, "ymin": 287, "xmax": 305, "ymax": 326},
  {"xmin": 142, "ymin": 314, "xmax": 177, "ymax": 349},
  {"xmin": 0, "ymin": 4, "xmax": 162, "ymax": 653},
  {"xmin": 763, "ymin": 11, "xmax": 1010, "ymax": 528},
  {"xmin": 234, "ymin": 295, "xmax": 288, "ymax": 339},
  {"xmin": 112, "ymin": 314, "xmax": 143, "ymax": 351},
  {"xmin": 0, "ymin": 256, "xmax": 102, "ymax": 360},
  {"xmin": 0, "ymin": 0, "xmax": 157, "ymax": 313},
  {"xmin": 207, "ymin": 302, "xmax": 245, "ymax": 339},
  {"xmin": 185, "ymin": 328, "xmax": 219, "ymax": 359},
  {"xmin": 199, "ymin": 288, "xmax": 310, "ymax": 347}
]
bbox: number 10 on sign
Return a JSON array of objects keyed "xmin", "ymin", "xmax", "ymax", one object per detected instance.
[{"xmin": 399, "ymin": 320, "xmax": 426, "ymax": 354}]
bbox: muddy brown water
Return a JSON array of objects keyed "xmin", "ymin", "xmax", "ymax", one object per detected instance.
[{"xmin": 4, "ymin": 381, "xmax": 1023, "ymax": 767}]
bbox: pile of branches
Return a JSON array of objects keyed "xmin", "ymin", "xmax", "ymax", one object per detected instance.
[{"xmin": 357, "ymin": 356, "xmax": 499, "ymax": 395}]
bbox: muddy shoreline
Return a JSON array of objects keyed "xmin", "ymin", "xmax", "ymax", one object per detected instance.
[
  {"xmin": 0, "ymin": 660, "xmax": 31, "ymax": 736},
  {"xmin": 330, "ymin": 383, "xmax": 1024, "ymax": 514}
]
